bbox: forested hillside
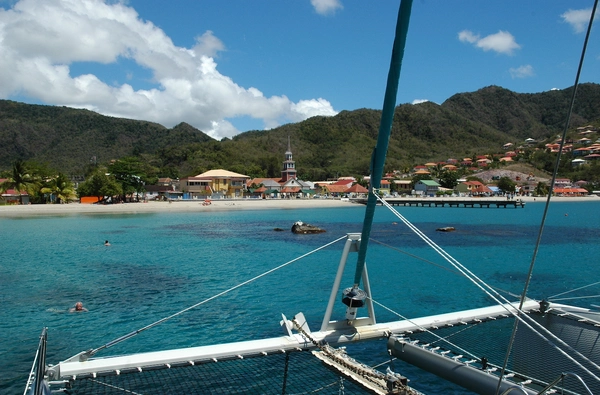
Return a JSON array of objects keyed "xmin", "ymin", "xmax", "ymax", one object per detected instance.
[{"xmin": 1, "ymin": 83, "xmax": 599, "ymax": 180}]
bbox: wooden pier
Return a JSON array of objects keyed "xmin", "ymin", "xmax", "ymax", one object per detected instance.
[{"xmin": 354, "ymin": 198, "xmax": 526, "ymax": 208}]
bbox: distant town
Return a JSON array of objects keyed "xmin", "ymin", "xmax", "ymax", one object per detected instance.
[{"xmin": 2, "ymin": 125, "xmax": 599, "ymax": 205}]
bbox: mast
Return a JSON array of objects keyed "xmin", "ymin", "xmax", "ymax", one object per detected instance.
[{"xmin": 352, "ymin": 0, "xmax": 413, "ymax": 287}]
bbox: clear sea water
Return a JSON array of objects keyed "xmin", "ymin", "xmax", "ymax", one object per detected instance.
[{"xmin": 1, "ymin": 201, "xmax": 599, "ymax": 394}]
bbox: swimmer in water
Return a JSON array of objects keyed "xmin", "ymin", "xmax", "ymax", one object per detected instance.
[
  {"xmin": 69, "ymin": 301, "xmax": 88, "ymax": 312},
  {"xmin": 104, "ymin": 240, "xmax": 111, "ymax": 246}
]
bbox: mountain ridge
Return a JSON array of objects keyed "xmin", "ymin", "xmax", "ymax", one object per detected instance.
[{"xmin": 1, "ymin": 83, "xmax": 599, "ymax": 179}]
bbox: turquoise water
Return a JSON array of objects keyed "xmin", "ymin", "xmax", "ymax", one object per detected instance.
[{"xmin": 1, "ymin": 201, "xmax": 599, "ymax": 394}]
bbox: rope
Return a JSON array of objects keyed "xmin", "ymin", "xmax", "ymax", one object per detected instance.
[
  {"xmin": 291, "ymin": 318, "xmax": 413, "ymax": 394},
  {"xmin": 88, "ymin": 379, "xmax": 144, "ymax": 394},
  {"xmin": 370, "ymin": 238, "xmax": 521, "ymax": 299},
  {"xmin": 282, "ymin": 352, "xmax": 290, "ymax": 395},
  {"xmin": 497, "ymin": 1, "xmax": 599, "ymax": 393},
  {"xmin": 369, "ymin": 296, "xmax": 482, "ymax": 361},
  {"xmin": 373, "ymin": 192, "xmax": 519, "ymax": 311},
  {"xmin": 550, "ymin": 295, "xmax": 600, "ymax": 303},
  {"xmin": 549, "ymin": 281, "xmax": 600, "ymax": 300},
  {"xmin": 88, "ymin": 235, "xmax": 347, "ymax": 356},
  {"xmin": 372, "ymin": 190, "xmax": 600, "ymax": 384}
]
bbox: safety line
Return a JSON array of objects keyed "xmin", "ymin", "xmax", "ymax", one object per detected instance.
[{"xmin": 88, "ymin": 235, "xmax": 347, "ymax": 356}]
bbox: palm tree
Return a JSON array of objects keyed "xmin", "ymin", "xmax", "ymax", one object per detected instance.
[
  {"xmin": 0, "ymin": 160, "xmax": 37, "ymax": 204},
  {"xmin": 40, "ymin": 173, "xmax": 77, "ymax": 204}
]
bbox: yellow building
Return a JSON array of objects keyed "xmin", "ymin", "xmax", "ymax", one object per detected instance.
[{"xmin": 179, "ymin": 169, "xmax": 250, "ymax": 199}]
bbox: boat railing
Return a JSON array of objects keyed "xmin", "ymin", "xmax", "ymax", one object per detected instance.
[{"xmin": 23, "ymin": 327, "xmax": 47, "ymax": 395}]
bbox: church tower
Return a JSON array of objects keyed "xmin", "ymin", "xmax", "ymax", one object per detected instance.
[{"xmin": 281, "ymin": 136, "xmax": 297, "ymax": 182}]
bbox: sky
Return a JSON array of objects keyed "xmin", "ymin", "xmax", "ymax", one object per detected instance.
[{"xmin": 0, "ymin": 0, "xmax": 598, "ymax": 140}]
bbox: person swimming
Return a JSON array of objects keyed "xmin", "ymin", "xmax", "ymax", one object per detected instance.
[
  {"xmin": 104, "ymin": 240, "xmax": 111, "ymax": 246},
  {"xmin": 69, "ymin": 301, "xmax": 88, "ymax": 312}
]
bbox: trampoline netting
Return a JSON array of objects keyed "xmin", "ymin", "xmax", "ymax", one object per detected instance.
[
  {"xmin": 397, "ymin": 310, "xmax": 600, "ymax": 395},
  {"xmin": 63, "ymin": 350, "xmax": 382, "ymax": 395}
]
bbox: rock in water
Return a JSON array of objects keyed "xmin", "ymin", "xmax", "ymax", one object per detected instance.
[{"xmin": 291, "ymin": 221, "xmax": 326, "ymax": 234}]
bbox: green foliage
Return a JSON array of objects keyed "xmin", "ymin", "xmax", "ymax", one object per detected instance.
[
  {"xmin": 535, "ymin": 182, "xmax": 548, "ymax": 196},
  {"xmin": 0, "ymin": 159, "xmax": 39, "ymax": 204},
  {"xmin": 109, "ymin": 156, "xmax": 157, "ymax": 200},
  {"xmin": 77, "ymin": 168, "xmax": 123, "ymax": 201},
  {"xmin": 40, "ymin": 173, "xmax": 77, "ymax": 203},
  {"xmin": 1, "ymin": 83, "xmax": 600, "ymax": 183},
  {"xmin": 438, "ymin": 170, "xmax": 459, "ymax": 189},
  {"xmin": 497, "ymin": 177, "xmax": 516, "ymax": 194}
]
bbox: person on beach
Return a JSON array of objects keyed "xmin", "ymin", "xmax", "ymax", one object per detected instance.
[
  {"xmin": 69, "ymin": 302, "xmax": 88, "ymax": 313},
  {"xmin": 104, "ymin": 240, "xmax": 110, "ymax": 246}
]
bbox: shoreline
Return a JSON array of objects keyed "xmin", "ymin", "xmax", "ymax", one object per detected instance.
[
  {"xmin": 0, "ymin": 195, "xmax": 598, "ymax": 217},
  {"xmin": 0, "ymin": 198, "xmax": 357, "ymax": 217}
]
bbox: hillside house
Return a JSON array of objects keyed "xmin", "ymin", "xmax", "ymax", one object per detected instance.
[
  {"xmin": 554, "ymin": 178, "xmax": 572, "ymax": 188},
  {"xmin": 456, "ymin": 181, "xmax": 493, "ymax": 197},
  {"xmin": 393, "ymin": 179, "xmax": 412, "ymax": 194},
  {"xmin": 476, "ymin": 158, "xmax": 491, "ymax": 166},
  {"xmin": 414, "ymin": 180, "xmax": 440, "ymax": 197},
  {"xmin": 577, "ymin": 137, "xmax": 593, "ymax": 145}
]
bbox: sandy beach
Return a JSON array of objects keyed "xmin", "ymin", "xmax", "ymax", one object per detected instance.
[
  {"xmin": 0, "ymin": 198, "xmax": 357, "ymax": 216},
  {"xmin": 0, "ymin": 195, "xmax": 598, "ymax": 217}
]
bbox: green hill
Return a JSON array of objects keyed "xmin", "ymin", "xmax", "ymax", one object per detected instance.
[{"xmin": 1, "ymin": 83, "xmax": 599, "ymax": 179}]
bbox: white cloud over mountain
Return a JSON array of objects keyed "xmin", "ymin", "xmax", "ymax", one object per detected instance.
[{"xmin": 0, "ymin": 0, "xmax": 337, "ymax": 139}]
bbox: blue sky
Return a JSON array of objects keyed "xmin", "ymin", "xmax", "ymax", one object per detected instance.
[{"xmin": 0, "ymin": 0, "xmax": 598, "ymax": 139}]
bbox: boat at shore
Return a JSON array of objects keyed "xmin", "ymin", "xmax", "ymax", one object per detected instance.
[{"xmin": 23, "ymin": 1, "xmax": 600, "ymax": 394}]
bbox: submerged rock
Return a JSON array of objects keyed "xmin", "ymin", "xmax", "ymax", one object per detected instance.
[{"xmin": 291, "ymin": 221, "xmax": 326, "ymax": 234}]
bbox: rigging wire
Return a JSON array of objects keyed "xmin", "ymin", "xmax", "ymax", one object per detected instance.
[
  {"xmin": 549, "ymin": 281, "xmax": 600, "ymax": 300},
  {"xmin": 370, "ymin": 238, "xmax": 522, "ymax": 299},
  {"xmin": 87, "ymin": 235, "xmax": 347, "ymax": 357},
  {"xmin": 368, "ymin": 296, "xmax": 483, "ymax": 361},
  {"xmin": 373, "ymin": 191, "xmax": 600, "ymax": 383},
  {"xmin": 549, "ymin": 295, "xmax": 600, "ymax": 302},
  {"xmin": 496, "ymin": 1, "xmax": 599, "ymax": 393}
]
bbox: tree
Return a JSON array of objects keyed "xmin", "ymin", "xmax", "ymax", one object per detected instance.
[
  {"xmin": 77, "ymin": 169, "xmax": 123, "ymax": 202},
  {"xmin": 497, "ymin": 177, "xmax": 516, "ymax": 194},
  {"xmin": 438, "ymin": 170, "xmax": 459, "ymax": 189},
  {"xmin": 40, "ymin": 173, "xmax": 77, "ymax": 203},
  {"xmin": 0, "ymin": 160, "xmax": 38, "ymax": 204},
  {"xmin": 109, "ymin": 157, "xmax": 155, "ymax": 201},
  {"xmin": 534, "ymin": 182, "xmax": 548, "ymax": 196}
]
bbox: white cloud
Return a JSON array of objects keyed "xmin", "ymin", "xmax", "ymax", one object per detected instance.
[
  {"xmin": 192, "ymin": 31, "xmax": 225, "ymax": 58},
  {"xmin": 0, "ymin": 0, "xmax": 337, "ymax": 139},
  {"xmin": 458, "ymin": 30, "xmax": 520, "ymax": 55},
  {"xmin": 412, "ymin": 99, "xmax": 429, "ymax": 105},
  {"xmin": 458, "ymin": 30, "xmax": 479, "ymax": 44},
  {"xmin": 509, "ymin": 65, "xmax": 535, "ymax": 79},
  {"xmin": 561, "ymin": 8, "xmax": 595, "ymax": 33},
  {"xmin": 310, "ymin": 0, "xmax": 343, "ymax": 16}
]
